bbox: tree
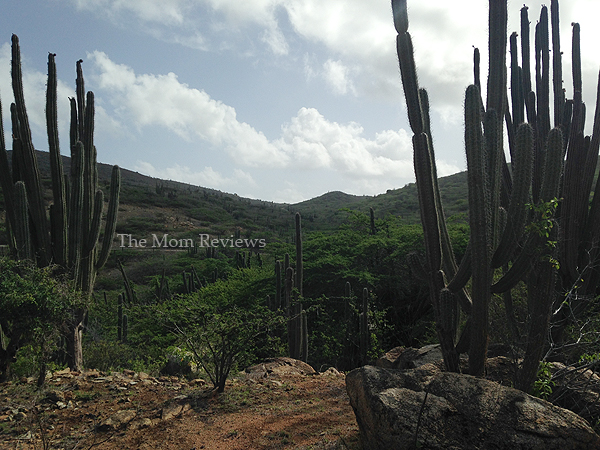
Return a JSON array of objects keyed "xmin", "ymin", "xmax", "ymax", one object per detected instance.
[
  {"xmin": 155, "ymin": 267, "xmax": 284, "ymax": 392},
  {"xmin": 0, "ymin": 258, "xmax": 83, "ymax": 383}
]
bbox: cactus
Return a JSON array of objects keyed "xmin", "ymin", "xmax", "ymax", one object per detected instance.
[
  {"xmin": 122, "ymin": 314, "xmax": 128, "ymax": 344},
  {"xmin": 0, "ymin": 36, "xmax": 121, "ymax": 371},
  {"xmin": 359, "ymin": 288, "xmax": 369, "ymax": 365},
  {"xmin": 284, "ymin": 266, "xmax": 296, "ymax": 357},
  {"xmin": 117, "ymin": 293, "xmax": 123, "ymax": 342},
  {"xmin": 295, "ymin": 212, "xmax": 303, "ymax": 296},
  {"xmin": 369, "ymin": 207, "xmax": 376, "ymax": 235},
  {"xmin": 300, "ymin": 309, "xmax": 308, "ymax": 363},
  {"xmin": 393, "ymin": 0, "xmax": 600, "ymax": 390},
  {"xmin": 275, "ymin": 260, "xmax": 282, "ymax": 310}
]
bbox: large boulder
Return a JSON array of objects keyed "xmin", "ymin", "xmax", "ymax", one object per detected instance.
[{"xmin": 346, "ymin": 364, "xmax": 600, "ymax": 450}]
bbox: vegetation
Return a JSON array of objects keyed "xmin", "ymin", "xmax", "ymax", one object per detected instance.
[
  {"xmin": 0, "ymin": 36, "xmax": 121, "ymax": 371},
  {"xmin": 0, "ymin": 2, "xmax": 599, "ymax": 420},
  {"xmin": 0, "ymin": 258, "xmax": 83, "ymax": 383}
]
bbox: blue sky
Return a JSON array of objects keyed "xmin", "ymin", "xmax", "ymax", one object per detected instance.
[{"xmin": 1, "ymin": 0, "xmax": 599, "ymax": 203}]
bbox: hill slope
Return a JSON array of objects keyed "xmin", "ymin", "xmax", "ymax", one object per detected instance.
[{"xmin": 1, "ymin": 150, "xmax": 469, "ymax": 242}]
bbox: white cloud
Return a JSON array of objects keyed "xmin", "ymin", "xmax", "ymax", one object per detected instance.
[
  {"xmin": 134, "ymin": 161, "xmax": 256, "ymax": 190},
  {"xmin": 322, "ymin": 59, "xmax": 356, "ymax": 95},
  {"xmin": 90, "ymin": 51, "xmax": 286, "ymax": 167},
  {"xmin": 276, "ymin": 107, "xmax": 414, "ymax": 178},
  {"xmin": 73, "ymin": 0, "xmax": 191, "ymax": 25},
  {"xmin": 90, "ymin": 52, "xmax": 419, "ymax": 180}
]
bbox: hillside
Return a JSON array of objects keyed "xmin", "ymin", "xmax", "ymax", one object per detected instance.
[{"xmin": 0, "ymin": 150, "xmax": 468, "ymax": 240}]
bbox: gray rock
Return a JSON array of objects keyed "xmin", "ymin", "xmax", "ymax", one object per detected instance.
[
  {"xmin": 346, "ymin": 365, "xmax": 600, "ymax": 450},
  {"xmin": 245, "ymin": 357, "xmax": 316, "ymax": 377},
  {"xmin": 97, "ymin": 409, "xmax": 137, "ymax": 431},
  {"xmin": 375, "ymin": 344, "xmax": 444, "ymax": 370}
]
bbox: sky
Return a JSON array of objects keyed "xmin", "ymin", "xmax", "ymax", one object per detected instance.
[{"xmin": 1, "ymin": 1, "xmax": 600, "ymax": 203}]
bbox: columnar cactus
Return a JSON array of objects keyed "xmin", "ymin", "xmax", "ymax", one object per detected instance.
[
  {"xmin": 275, "ymin": 259, "xmax": 282, "ymax": 310},
  {"xmin": 0, "ymin": 35, "xmax": 121, "ymax": 371},
  {"xmin": 393, "ymin": 0, "xmax": 600, "ymax": 391},
  {"xmin": 295, "ymin": 212, "xmax": 303, "ymax": 296},
  {"xmin": 359, "ymin": 288, "xmax": 369, "ymax": 365}
]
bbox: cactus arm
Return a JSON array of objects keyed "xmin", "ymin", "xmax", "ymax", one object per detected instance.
[
  {"xmin": 96, "ymin": 165, "xmax": 121, "ymax": 270},
  {"xmin": 46, "ymin": 52, "xmax": 67, "ymax": 267},
  {"xmin": 510, "ymin": 32, "xmax": 524, "ymax": 127},
  {"xmin": 13, "ymin": 181, "xmax": 32, "ymax": 260},
  {"xmin": 465, "ymin": 83, "xmax": 491, "ymax": 377},
  {"xmin": 295, "ymin": 212, "xmax": 303, "ymax": 297},
  {"xmin": 474, "ymin": 47, "xmax": 481, "ymax": 91},
  {"xmin": 391, "ymin": 0, "xmax": 408, "ymax": 34},
  {"xmin": 492, "ymin": 123, "xmax": 534, "ymax": 268},
  {"xmin": 68, "ymin": 142, "xmax": 84, "ymax": 281},
  {"xmin": 413, "ymin": 133, "xmax": 441, "ymax": 273},
  {"xmin": 10, "ymin": 35, "xmax": 51, "ymax": 265},
  {"xmin": 86, "ymin": 190, "xmax": 104, "ymax": 255},
  {"xmin": 584, "ymin": 73, "xmax": 600, "ymax": 250},
  {"xmin": 486, "ymin": 0, "xmax": 507, "ymax": 118},
  {"xmin": 551, "ymin": 0, "xmax": 564, "ymax": 129},
  {"xmin": 421, "ymin": 88, "xmax": 459, "ymax": 278},
  {"xmin": 0, "ymin": 98, "xmax": 17, "ymax": 244},
  {"xmin": 397, "ymin": 32, "xmax": 423, "ymax": 134},
  {"xmin": 76, "ymin": 60, "xmax": 85, "ymax": 142},
  {"xmin": 520, "ymin": 6, "xmax": 532, "ymax": 100}
]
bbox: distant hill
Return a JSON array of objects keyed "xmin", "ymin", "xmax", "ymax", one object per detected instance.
[{"xmin": 0, "ymin": 150, "xmax": 470, "ymax": 240}]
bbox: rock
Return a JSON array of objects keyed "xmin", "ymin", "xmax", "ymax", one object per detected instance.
[
  {"xmin": 44, "ymin": 391, "xmax": 65, "ymax": 403},
  {"xmin": 346, "ymin": 365, "xmax": 600, "ymax": 450},
  {"xmin": 322, "ymin": 367, "xmax": 342, "ymax": 376},
  {"xmin": 130, "ymin": 417, "xmax": 153, "ymax": 430},
  {"xmin": 245, "ymin": 357, "xmax": 316, "ymax": 377},
  {"xmin": 375, "ymin": 344, "xmax": 444, "ymax": 370},
  {"xmin": 97, "ymin": 409, "xmax": 137, "ymax": 431},
  {"xmin": 161, "ymin": 401, "xmax": 191, "ymax": 420},
  {"xmin": 549, "ymin": 362, "xmax": 600, "ymax": 426}
]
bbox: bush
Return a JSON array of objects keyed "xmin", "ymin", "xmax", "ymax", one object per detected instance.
[{"xmin": 0, "ymin": 258, "xmax": 84, "ymax": 382}]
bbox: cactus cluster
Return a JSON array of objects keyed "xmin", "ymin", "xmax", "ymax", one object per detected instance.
[
  {"xmin": 274, "ymin": 213, "xmax": 308, "ymax": 362},
  {"xmin": 0, "ymin": 36, "xmax": 121, "ymax": 293},
  {"xmin": 0, "ymin": 35, "xmax": 121, "ymax": 371},
  {"xmin": 393, "ymin": 0, "xmax": 600, "ymax": 391}
]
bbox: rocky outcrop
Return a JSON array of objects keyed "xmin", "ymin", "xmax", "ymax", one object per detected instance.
[
  {"xmin": 245, "ymin": 357, "xmax": 316, "ymax": 379},
  {"xmin": 346, "ymin": 364, "xmax": 600, "ymax": 450}
]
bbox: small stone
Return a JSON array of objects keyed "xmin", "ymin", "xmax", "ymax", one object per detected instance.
[{"xmin": 161, "ymin": 403, "xmax": 184, "ymax": 420}]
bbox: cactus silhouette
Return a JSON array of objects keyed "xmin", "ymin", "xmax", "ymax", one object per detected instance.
[{"xmin": 393, "ymin": 0, "xmax": 600, "ymax": 391}]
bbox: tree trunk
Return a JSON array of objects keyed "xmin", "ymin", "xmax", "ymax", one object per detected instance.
[{"xmin": 66, "ymin": 309, "xmax": 86, "ymax": 372}]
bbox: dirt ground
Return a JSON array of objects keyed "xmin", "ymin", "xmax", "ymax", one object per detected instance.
[{"xmin": 0, "ymin": 367, "xmax": 361, "ymax": 450}]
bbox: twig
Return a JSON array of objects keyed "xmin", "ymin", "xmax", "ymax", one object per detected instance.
[{"xmin": 413, "ymin": 388, "xmax": 429, "ymax": 448}]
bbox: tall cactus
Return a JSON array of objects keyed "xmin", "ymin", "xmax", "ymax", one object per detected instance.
[
  {"xmin": 359, "ymin": 288, "xmax": 369, "ymax": 366},
  {"xmin": 0, "ymin": 36, "xmax": 121, "ymax": 371},
  {"xmin": 393, "ymin": 0, "xmax": 600, "ymax": 391},
  {"xmin": 295, "ymin": 212, "xmax": 303, "ymax": 297}
]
